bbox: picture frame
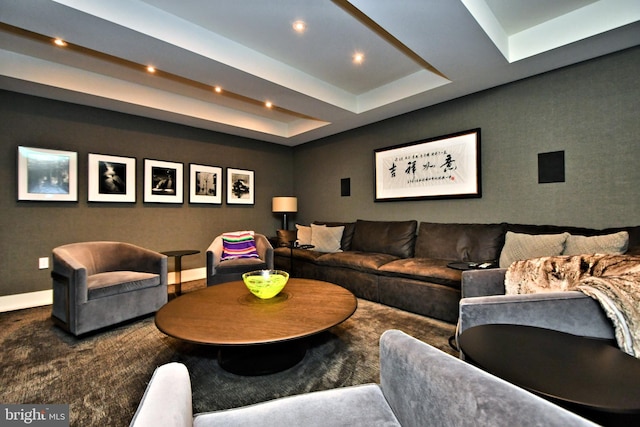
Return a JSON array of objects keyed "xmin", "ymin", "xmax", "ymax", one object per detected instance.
[
  {"xmin": 143, "ymin": 159, "xmax": 183, "ymax": 203},
  {"xmin": 374, "ymin": 128, "xmax": 481, "ymax": 201},
  {"xmin": 189, "ymin": 163, "xmax": 222, "ymax": 204},
  {"xmin": 88, "ymin": 153, "xmax": 136, "ymax": 202},
  {"xmin": 226, "ymin": 168, "xmax": 254, "ymax": 205},
  {"xmin": 17, "ymin": 146, "xmax": 78, "ymax": 202}
]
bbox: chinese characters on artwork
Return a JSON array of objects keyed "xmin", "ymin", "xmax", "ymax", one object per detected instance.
[{"xmin": 387, "ymin": 149, "xmax": 459, "ymax": 185}]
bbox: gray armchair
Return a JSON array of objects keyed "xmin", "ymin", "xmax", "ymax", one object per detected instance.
[
  {"xmin": 131, "ymin": 330, "xmax": 596, "ymax": 427},
  {"xmin": 51, "ymin": 241, "xmax": 167, "ymax": 336},
  {"xmin": 206, "ymin": 233, "xmax": 273, "ymax": 285},
  {"xmin": 457, "ymin": 268, "xmax": 615, "ymax": 347}
]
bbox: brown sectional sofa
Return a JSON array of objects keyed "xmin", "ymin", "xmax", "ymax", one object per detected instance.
[{"xmin": 274, "ymin": 220, "xmax": 640, "ymax": 323}]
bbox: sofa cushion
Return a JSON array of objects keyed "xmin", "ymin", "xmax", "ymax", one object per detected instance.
[
  {"xmin": 414, "ymin": 223, "xmax": 505, "ymax": 262},
  {"xmin": 378, "ymin": 258, "xmax": 462, "ymax": 288},
  {"xmin": 311, "ymin": 224, "xmax": 344, "ymax": 253},
  {"xmin": 313, "ymin": 221, "xmax": 356, "ymax": 251},
  {"xmin": 87, "ymin": 271, "xmax": 160, "ymax": 299},
  {"xmin": 316, "ymin": 251, "xmax": 399, "ymax": 273},
  {"xmin": 350, "ymin": 220, "xmax": 417, "ymax": 258},
  {"xmin": 563, "ymin": 231, "xmax": 629, "ymax": 256},
  {"xmin": 193, "ymin": 384, "xmax": 400, "ymax": 427},
  {"xmin": 499, "ymin": 231, "xmax": 569, "ymax": 268},
  {"xmin": 215, "ymin": 257, "xmax": 268, "ymax": 274}
]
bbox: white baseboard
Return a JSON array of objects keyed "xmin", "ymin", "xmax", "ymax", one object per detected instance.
[
  {"xmin": 169, "ymin": 267, "xmax": 206, "ymax": 285},
  {"xmin": 0, "ymin": 268, "xmax": 206, "ymax": 313},
  {"xmin": 0, "ymin": 290, "xmax": 53, "ymax": 313}
]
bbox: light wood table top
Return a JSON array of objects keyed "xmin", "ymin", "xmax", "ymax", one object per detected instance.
[{"xmin": 155, "ymin": 278, "xmax": 357, "ymax": 346}]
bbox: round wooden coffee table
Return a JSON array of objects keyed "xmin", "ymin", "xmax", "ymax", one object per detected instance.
[{"xmin": 155, "ymin": 278, "xmax": 357, "ymax": 375}]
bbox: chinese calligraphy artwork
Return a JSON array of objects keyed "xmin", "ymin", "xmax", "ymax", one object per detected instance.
[{"xmin": 374, "ymin": 129, "xmax": 481, "ymax": 201}]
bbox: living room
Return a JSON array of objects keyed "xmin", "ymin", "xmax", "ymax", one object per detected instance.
[{"xmin": 1, "ymin": 46, "xmax": 638, "ymax": 309}]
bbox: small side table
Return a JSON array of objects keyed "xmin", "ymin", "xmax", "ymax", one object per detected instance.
[{"xmin": 161, "ymin": 249, "xmax": 200, "ymax": 295}]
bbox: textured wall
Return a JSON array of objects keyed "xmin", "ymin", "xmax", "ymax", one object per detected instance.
[
  {"xmin": 292, "ymin": 47, "xmax": 640, "ymax": 229},
  {"xmin": 0, "ymin": 92, "xmax": 293, "ymax": 296}
]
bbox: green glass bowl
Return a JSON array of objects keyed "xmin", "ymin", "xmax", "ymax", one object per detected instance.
[{"xmin": 242, "ymin": 270, "xmax": 289, "ymax": 299}]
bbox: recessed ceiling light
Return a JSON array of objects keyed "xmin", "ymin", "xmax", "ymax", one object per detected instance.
[
  {"xmin": 214, "ymin": 86, "xmax": 222, "ymax": 93},
  {"xmin": 265, "ymin": 101, "xmax": 273, "ymax": 108},
  {"xmin": 353, "ymin": 52, "xmax": 364, "ymax": 64},
  {"xmin": 292, "ymin": 20, "xmax": 306, "ymax": 33},
  {"xmin": 146, "ymin": 66, "xmax": 156, "ymax": 73},
  {"xmin": 53, "ymin": 38, "xmax": 67, "ymax": 47}
]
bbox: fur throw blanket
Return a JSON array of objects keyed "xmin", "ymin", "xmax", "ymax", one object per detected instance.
[{"xmin": 505, "ymin": 254, "xmax": 640, "ymax": 358}]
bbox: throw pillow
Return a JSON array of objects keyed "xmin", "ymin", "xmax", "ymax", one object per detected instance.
[
  {"xmin": 311, "ymin": 224, "xmax": 345, "ymax": 253},
  {"xmin": 221, "ymin": 231, "xmax": 259, "ymax": 261},
  {"xmin": 295, "ymin": 224, "xmax": 312, "ymax": 246},
  {"xmin": 499, "ymin": 231, "xmax": 569, "ymax": 268},
  {"xmin": 563, "ymin": 231, "xmax": 629, "ymax": 256}
]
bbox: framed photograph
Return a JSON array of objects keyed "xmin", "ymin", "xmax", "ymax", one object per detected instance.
[
  {"xmin": 17, "ymin": 146, "xmax": 78, "ymax": 201},
  {"xmin": 374, "ymin": 128, "xmax": 481, "ymax": 201},
  {"xmin": 143, "ymin": 159, "xmax": 183, "ymax": 203},
  {"xmin": 226, "ymin": 168, "xmax": 254, "ymax": 205},
  {"xmin": 189, "ymin": 163, "xmax": 222, "ymax": 204},
  {"xmin": 88, "ymin": 153, "xmax": 136, "ymax": 202}
]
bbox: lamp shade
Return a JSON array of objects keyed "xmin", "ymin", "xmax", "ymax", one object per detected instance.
[{"xmin": 272, "ymin": 197, "xmax": 297, "ymax": 213}]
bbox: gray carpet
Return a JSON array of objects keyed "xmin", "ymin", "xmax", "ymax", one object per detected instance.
[{"xmin": 0, "ymin": 299, "xmax": 456, "ymax": 426}]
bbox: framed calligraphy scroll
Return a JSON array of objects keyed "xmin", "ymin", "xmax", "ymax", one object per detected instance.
[{"xmin": 374, "ymin": 129, "xmax": 481, "ymax": 202}]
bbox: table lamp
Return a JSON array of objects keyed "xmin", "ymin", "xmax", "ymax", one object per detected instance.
[{"xmin": 272, "ymin": 197, "xmax": 297, "ymax": 230}]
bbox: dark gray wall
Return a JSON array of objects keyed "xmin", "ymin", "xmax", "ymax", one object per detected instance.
[
  {"xmin": 293, "ymin": 47, "xmax": 640, "ymax": 229},
  {"xmin": 0, "ymin": 91, "xmax": 293, "ymax": 296}
]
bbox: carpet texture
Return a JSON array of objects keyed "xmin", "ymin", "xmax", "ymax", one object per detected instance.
[{"xmin": 0, "ymin": 299, "xmax": 456, "ymax": 426}]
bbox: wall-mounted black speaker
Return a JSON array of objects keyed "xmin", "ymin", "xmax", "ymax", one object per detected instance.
[
  {"xmin": 538, "ymin": 151, "xmax": 565, "ymax": 183},
  {"xmin": 341, "ymin": 178, "xmax": 351, "ymax": 196}
]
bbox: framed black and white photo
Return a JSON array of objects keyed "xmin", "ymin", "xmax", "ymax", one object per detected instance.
[
  {"xmin": 88, "ymin": 153, "xmax": 136, "ymax": 202},
  {"xmin": 226, "ymin": 168, "xmax": 254, "ymax": 205},
  {"xmin": 17, "ymin": 146, "xmax": 78, "ymax": 202},
  {"xmin": 144, "ymin": 159, "xmax": 183, "ymax": 203},
  {"xmin": 189, "ymin": 163, "xmax": 222, "ymax": 204},
  {"xmin": 374, "ymin": 129, "xmax": 481, "ymax": 201}
]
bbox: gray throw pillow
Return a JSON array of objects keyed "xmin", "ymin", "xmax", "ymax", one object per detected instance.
[
  {"xmin": 563, "ymin": 231, "xmax": 628, "ymax": 255},
  {"xmin": 499, "ymin": 231, "xmax": 569, "ymax": 268}
]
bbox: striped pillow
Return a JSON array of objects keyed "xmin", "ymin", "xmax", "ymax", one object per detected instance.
[{"xmin": 221, "ymin": 231, "xmax": 259, "ymax": 261}]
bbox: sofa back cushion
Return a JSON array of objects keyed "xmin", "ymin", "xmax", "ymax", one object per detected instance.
[
  {"xmin": 415, "ymin": 223, "xmax": 505, "ymax": 262},
  {"xmin": 351, "ymin": 220, "xmax": 417, "ymax": 258}
]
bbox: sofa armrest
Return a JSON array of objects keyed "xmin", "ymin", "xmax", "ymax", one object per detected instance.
[
  {"xmin": 458, "ymin": 291, "xmax": 615, "ymax": 340},
  {"xmin": 379, "ymin": 330, "xmax": 596, "ymax": 427},
  {"xmin": 130, "ymin": 363, "xmax": 193, "ymax": 427},
  {"xmin": 461, "ymin": 268, "xmax": 507, "ymax": 298}
]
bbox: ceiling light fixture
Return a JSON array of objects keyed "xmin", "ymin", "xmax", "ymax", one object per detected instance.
[
  {"xmin": 53, "ymin": 38, "xmax": 67, "ymax": 47},
  {"xmin": 292, "ymin": 20, "xmax": 306, "ymax": 33},
  {"xmin": 214, "ymin": 86, "xmax": 222, "ymax": 93},
  {"xmin": 353, "ymin": 52, "xmax": 364, "ymax": 64},
  {"xmin": 265, "ymin": 101, "xmax": 273, "ymax": 108},
  {"xmin": 146, "ymin": 65, "xmax": 156, "ymax": 73}
]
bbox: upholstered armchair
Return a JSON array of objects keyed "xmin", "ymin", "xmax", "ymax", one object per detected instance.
[
  {"xmin": 51, "ymin": 241, "xmax": 167, "ymax": 336},
  {"xmin": 206, "ymin": 232, "xmax": 273, "ymax": 285},
  {"xmin": 456, "ymin": 268, "xmax": 615, "ymax": 348}
]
